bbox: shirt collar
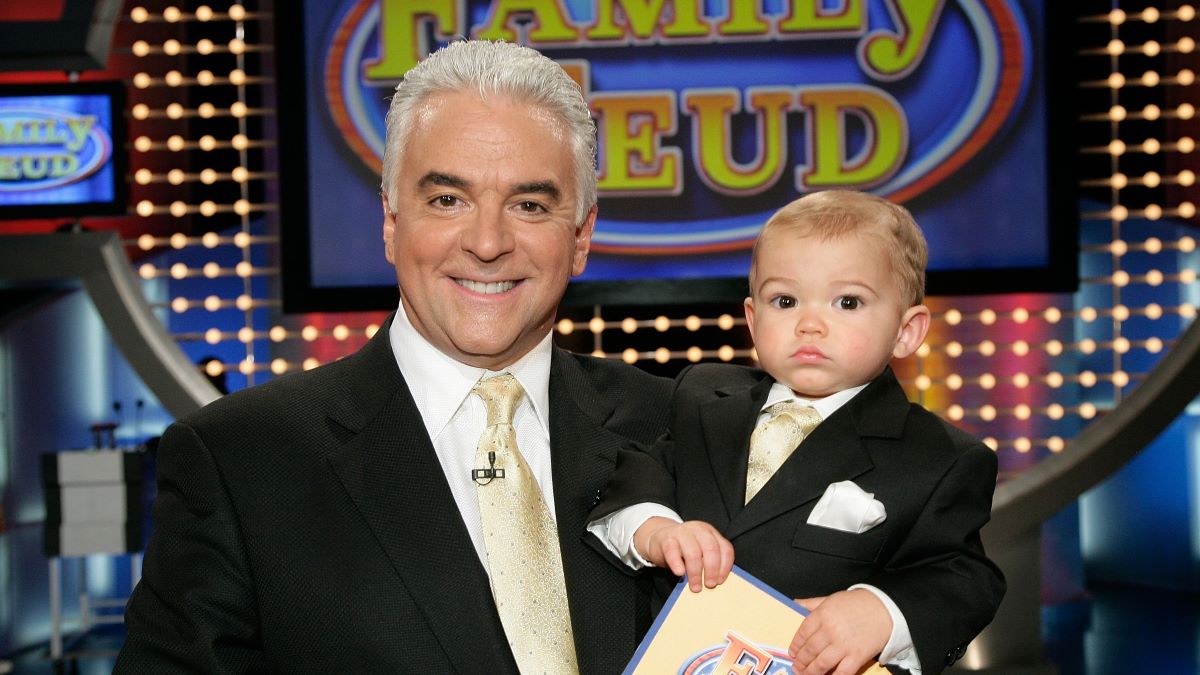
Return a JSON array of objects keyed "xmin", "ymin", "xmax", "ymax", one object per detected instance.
[
  {"xmin": 762, "ymin": 380, "xmax": 869, "ymax": 421},
  {"xmin": 389, "ymin": 300, "xmax": 553, "ymax": 441}
]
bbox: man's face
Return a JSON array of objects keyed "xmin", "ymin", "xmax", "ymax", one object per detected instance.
[
  {"xmin": 744, "ymin": 230, "xmax": 928, "ymax": 398},
  {"xmin": 383, "ymin": 91, "xmax": 595, "ymax": 369}
]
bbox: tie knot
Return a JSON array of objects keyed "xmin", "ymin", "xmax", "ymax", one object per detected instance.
[
  {"xmin": 764, "ymin": 400, "xmax": 821, "ymax": 436},
  {"xmin": 473, "ymin": 373, "xmax": 525, "ymax": 427}
]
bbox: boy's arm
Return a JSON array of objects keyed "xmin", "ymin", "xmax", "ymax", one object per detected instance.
[
  {"xmin": 586, "ymin": 502, "xmax": 681, "ymax": 568},
  {"xmin": 789, "ymin": 438, "xmax": 1003, "ymax": 675},
  {"xmin": 862, "ymin": 441, "xmax": 1005, "ymax": 674},
  {"xmin": 587, "ymin": 366, "xmax": 688, "ymax": 564},
  {"xmin": 590, "ymin": 362, "xmax": 701, "ymax": 521},
  {"xmin": 585, "ymin": 443, "xmax": 735, "ymax": 591},
  {"xmin": 585, "ymin": 431, "xmax": 683, "ymax": 568}
]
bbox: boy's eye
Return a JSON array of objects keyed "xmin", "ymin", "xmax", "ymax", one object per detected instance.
[
  {"xmin": 836, "ymin": 296, "xmax": 862, "ymax": 310},
  {"xmin": 770, "ymin": 295, "xmax": 797, "ymax": 309}
]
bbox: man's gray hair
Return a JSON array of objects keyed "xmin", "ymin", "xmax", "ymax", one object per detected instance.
[{"xmin": 381, "ymin": 40, "xmax": 597, "ymax": 223}]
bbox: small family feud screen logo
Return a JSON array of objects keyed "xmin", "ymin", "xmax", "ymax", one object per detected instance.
[{"xmin": 0, "ymin": 82, "xmax": 127, "ymax": 219}]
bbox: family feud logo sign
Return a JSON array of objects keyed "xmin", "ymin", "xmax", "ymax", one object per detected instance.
[
  {"xmin": 0, "ymin": 109, "xmax": 110, "ymax": 191},
  {"xmin": 320, "ymin": 0, "xmax": 1030, "ymax": 255}
]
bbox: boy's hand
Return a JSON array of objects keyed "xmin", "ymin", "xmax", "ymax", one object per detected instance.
[
  {"xmin": 789, "ymin": 589, "xmax": 891, "ymax": 675},
  {"xmin": 633, "ymin": 517, "xmax": 734, "ymax": 592}
]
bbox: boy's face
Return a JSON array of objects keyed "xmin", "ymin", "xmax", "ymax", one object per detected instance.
[{"xmin": 744, "ymin": 230, "xmax": 929, "ymax": 398}]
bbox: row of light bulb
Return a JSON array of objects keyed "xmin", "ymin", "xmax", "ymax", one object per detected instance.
[
  {"xmin": 133, "ymin": 199, "xmax": 265, "ymax": 218},
  {"xmin": 132, "ymin": 102, "xmax": 256, "ymax": 121},
  {"xmin": 1089, "ymin": 103, "xmax": 1198, "ymax": 122},
  {"xmin": 130, "ymin": 5, "xmax": 248, "ymax": 23},
  {"xmin": 949, "ymin": 402, "xmax": 1100, "ymax": 423},
  {"xmin": 133, "ymin": 167, "xmax": 262, "ymax": 186},
  {"xmin": 191, "ymin": 324, "xmax": 380, "ymax": 345},
  {"xmin": 139, "ymin": 261, "xmax": 269, "ymax": 279},
  {"xmin": 1098, "ymin": 37, "xmax": 1197, "ymax": 57},
  {"xmin": 133, "ymin": 69, "xmax": 251, "ymax": 88},
  {"xmin": 1092, "ymin": 203, "xmax": 1199, "ymax": 221},
  {"xmin": 131, "ymin": 38, "xmax": 250, "ymax": 57},
  {"xmin": 1084, "ymin": 171, "xmax": 1197, "ymax": 188},
  {"xmin": 1092, "ymin": 69, "xmax": 1196, "ymax": 89},
  {"xmin": 132, "ymin": 231, "xmax": 268, "ymax": 250},
  {"xmin": 1097, "ymin": 6, "xmax": 1197, "ymax": 24},
  {"xmin": 204, "ymin": 357, "xmax": 318, "ymax": 377},
  {"xmin": 910, "ymin": 370, "xmax": 1147, "ymax": 391},
  {"xmin": 132, "ymin": 134, "xmax": 256, "ymax": 153},
  {"xmin": 989, "ymin": 436, "xmax": 1068, "ymax": 454}
]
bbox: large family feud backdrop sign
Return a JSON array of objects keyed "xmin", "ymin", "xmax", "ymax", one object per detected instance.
[{"xmin": 278, "ymin": 0, "xmax": 1077, "ymax": 311}]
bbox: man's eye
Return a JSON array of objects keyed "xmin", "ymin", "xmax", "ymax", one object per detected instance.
[
  {"xmin": 432, "ymin": 195, "xmax": 459, "ymax": 208},
  {"xmin": 837, "ymin": 296, "xmax": 861, "ymax": 310},
  {"xmin": 770, "ymin": 295, "xmax": 796, "ymax": 309},
  {"xmin": 517, "ymin": 200, "xmax": 547, "ymax": 213}
]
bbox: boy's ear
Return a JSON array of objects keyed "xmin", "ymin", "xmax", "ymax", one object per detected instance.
[
  {"xmin": 893, "ymin": 304, "xmax": 931, "ymax": 359},
  {"xmin": 743, "ymin": 296, "xmax": 757, "ymax": 343}
]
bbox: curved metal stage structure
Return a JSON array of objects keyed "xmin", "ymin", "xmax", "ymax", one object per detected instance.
[{"xmin": 1, "ymin": 232, "xmax": 220, "ymax": 417}]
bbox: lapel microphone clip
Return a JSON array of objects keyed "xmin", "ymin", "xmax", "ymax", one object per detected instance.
[{"xmin": 472, "ymin": 451, "xmax": 505, "ymax": 485}]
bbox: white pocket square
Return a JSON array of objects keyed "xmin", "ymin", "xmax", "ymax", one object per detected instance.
[{"xmin": 806, "ymin": 480, "xmax": 886, "ymax": 533}]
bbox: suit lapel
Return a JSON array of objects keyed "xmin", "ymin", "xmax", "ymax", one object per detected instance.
[
  {"xmin": 725, "ymin": 368, "xmax": 909, "ymax": 540},
  {"xmin": 323, "ymin": 320, "xmax": 516, "ymax": 673},
  {"xmin": 548, "ymin": 348, "xmax": 637, "ymax": 675},
  {"xmin": 700, "ymin": 374, "xmax": 774, "ymax": 522},
  {"xmin": 726, "ymin": 409, "xmax": 873, "ymax": 539},
  {"xmin": 548, "ymin": 349, "xmax": 620, "ymax": 537}
]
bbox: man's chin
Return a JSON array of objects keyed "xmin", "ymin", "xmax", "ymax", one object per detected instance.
[{"xmin": 446, "ymin": 332, "xmax": 536, "ymax": 370}]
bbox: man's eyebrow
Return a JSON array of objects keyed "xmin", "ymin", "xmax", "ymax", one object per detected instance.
[
  {"xmin": 514, "ymin": 180, "xmax": 561, "ymax": 202},
  {"xmin": 417, "ymin": 172, "xmax": 469, "ymax": 190}
]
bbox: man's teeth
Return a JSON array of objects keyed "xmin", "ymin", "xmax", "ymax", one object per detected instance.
[{"xmin": 456, "ymin": 278, "xmax": 516, "ymax": 294}]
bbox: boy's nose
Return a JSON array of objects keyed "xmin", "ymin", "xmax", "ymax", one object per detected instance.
[{"xmin": 794, "ymin": 310, "xmax": 825, "ymax": 336}]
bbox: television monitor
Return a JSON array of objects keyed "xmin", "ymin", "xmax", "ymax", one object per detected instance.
[
  {"xmin": 0, "ymin": 80, "xmax": 128, "ymax": 220},
  {"xmin": 277, "ymin": 1, "xmax": 1078, "ymax": 312}
]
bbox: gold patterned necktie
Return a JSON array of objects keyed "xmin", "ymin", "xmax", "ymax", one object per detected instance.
[
  {"xmin": 472, "ymin": 374, "xmax": 578, "ymax": 674},
  {"xmin": 745, "ymin": 401, "xmax": 822, "ymax": 504}
]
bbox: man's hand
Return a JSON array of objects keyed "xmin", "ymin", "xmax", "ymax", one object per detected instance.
[
  {"xmin": 789, "ymin": 589, "xmax": 891, "ymax": 675},
  {"xmin": 633, "ymin": 517, "xmax": 734, "ymax": 591}
]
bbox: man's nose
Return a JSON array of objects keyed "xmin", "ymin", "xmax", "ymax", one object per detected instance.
[{"xmin": 460, "ymin": 206, "xmax": 516, "ymax": 261}]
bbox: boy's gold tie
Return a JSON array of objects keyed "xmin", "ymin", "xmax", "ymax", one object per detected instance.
[
  {"xmin": 473, "ymin": 374, "xmax": 578, "ymax": 674},
  {"xmin": 745, "ymin": 401, "xmax": 821, "ymax": 504}
]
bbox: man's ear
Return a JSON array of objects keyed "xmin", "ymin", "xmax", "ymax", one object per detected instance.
[
  {"xmin": 893, "ymin": 304, "xmax": 931, "ymax": 359},
  {"xmin": 382, "ymin": 195, "xmax": 396, "ymax": 265},
  {"xmin": 570, "ymin": 205, "xmax": 598, "ymax": 276}
]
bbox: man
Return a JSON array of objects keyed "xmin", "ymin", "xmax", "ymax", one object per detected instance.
[{"xmin": 116, "ymin": 40, "xmax": 672, "ymax": 674}]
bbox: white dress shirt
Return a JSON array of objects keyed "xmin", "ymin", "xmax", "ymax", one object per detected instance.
[
  {"xmin": 389, "ymin": 300, "xmax": 556, "ymax": 571},
  {"xmin": 591, "ymin": 380, "xmax": 922, "ymax": 673}
]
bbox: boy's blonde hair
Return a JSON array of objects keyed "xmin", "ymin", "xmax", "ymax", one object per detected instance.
[{"xmin": 749, "ymin": 190, "xmax": 928, "ymax": 306}]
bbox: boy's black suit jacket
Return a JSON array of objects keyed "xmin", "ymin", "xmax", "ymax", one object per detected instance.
[
  {"xmin": 596, "ymin": 363, "xmax": 1005, "ymax": 674},
  {"xmin": 115, "ymin": 314, "xmax": 671, "ymax": 674}
]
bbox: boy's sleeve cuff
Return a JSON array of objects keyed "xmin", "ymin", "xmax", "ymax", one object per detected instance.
[
  {"xmin": 586, "ymin": 503, "xmax": 683, "ymax": 569},
  {"xmin": 849, "ymin": 583, "xmax": 922, "ymax": 674}
]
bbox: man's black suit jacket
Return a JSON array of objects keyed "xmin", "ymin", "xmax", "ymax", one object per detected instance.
[
  {"xmin": 115, "ymin": 317, "xmax": 671, "ymax": 674},
  {"xmin": 596, "ymin": 363, "xmax": 1004, "ymax": 674}
]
